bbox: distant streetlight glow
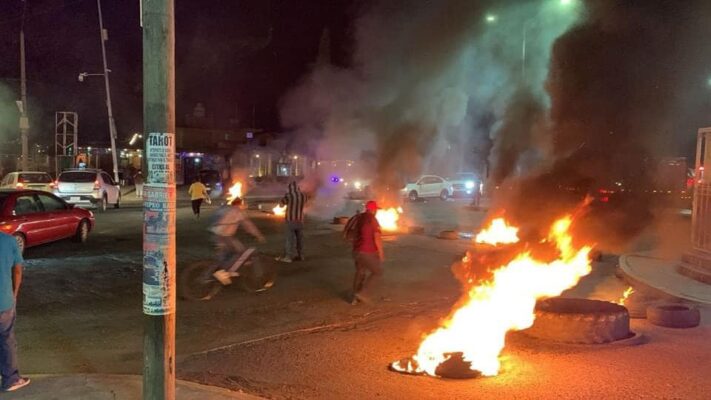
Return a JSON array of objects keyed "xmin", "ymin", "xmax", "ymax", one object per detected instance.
[
  {"xmin": 485, "ymin": 14, "xmax": 497, "ymax": 23},
  {"xmin": 560, "ymin": 0, "xmax": 572, "ymax": 5}
]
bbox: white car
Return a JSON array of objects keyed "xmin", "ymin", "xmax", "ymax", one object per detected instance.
[
  {"xmin": 0, "ymin": 171, "xmax": 55, "ymax": 192},
  {"xmin": 446, "ymin": 172, "xmax": 483, "ymax": 198},
  {"xmin": 54, "ymin": 168, "xmax": 121, "ymax": 211},
  {"xmin": 402, "ymin": 175, "xmax": 453, "ymax": 201}
]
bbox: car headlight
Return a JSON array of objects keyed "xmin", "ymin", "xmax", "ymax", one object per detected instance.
[
  {"xmin": 465, "ymin": 181, "xmax": 475, "ymax": 189},
  {"xmin": 354, "ymin": 181, "xmax": 362, "ymax": 190}
]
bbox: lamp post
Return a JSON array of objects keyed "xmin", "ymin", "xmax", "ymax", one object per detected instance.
[{"xmin": 78, "ymin": 0, "xmax": 120, "ymax": 182}]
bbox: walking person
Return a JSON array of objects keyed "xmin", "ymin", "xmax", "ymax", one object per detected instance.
[
  {"xmin": 188, "ymin": 176, "xmax": 209, "ymax": 219},
  {"xmin": 345, "ymin": 200, "xmax": 384, "ymax": 305},
  {"xmin": 276, "ymin": 181, "xmax": 307, "ymax": 263},
  {"xmin": 0, "ymin": 232, "xmax": 30, "ymax": 392},
  {"xmin": 134, "ymin": 171, "xmax": 144, "ymax": 198}
]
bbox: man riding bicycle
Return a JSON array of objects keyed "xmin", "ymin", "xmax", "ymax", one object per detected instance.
[{"xmin": 209, "ymin": 197, "xmax": 266, "ymax": 264}]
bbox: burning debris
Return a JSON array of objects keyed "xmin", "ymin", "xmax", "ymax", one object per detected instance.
[
  {"xmin": 272, "ymin": 204, "xmax": 286, "ymax": 217},
  {"xmin": 474, "ymin": 218, "xmax": 519, "ymax": 246},
  {"xmin": 375, "ymin": 207, "xmax": 403, "ymax": 232},
  {"xmin": 391, "ymin": 215, "xmax": 593, "ymax": 378},
  {"xmin": 226, "ymin": 182, "xmax": 243, "ymax": 204}
]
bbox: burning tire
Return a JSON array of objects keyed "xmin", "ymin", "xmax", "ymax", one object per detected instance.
[
  {"xmin": 524, "ymin": 298, "xmax": 631, "ymax": 344},
  {"xmin": 646, "ymin": 303, "xmax": 700, "ymax": 329}
]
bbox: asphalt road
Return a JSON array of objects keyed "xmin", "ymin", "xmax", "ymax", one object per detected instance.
[{"xmin": 15, "ymin": 197, "xmax": 711, "ymax": 399}]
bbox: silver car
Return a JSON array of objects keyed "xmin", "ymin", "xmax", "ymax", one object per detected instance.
[
  {"xmin": 0, "ymin": 171, "xmax": 55, "ymax": 192},
  {"xmin": 54, "ymin": 169, "xmax": 121, "ymax": 211}
]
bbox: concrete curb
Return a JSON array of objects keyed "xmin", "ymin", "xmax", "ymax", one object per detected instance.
[
  {"xmin": 3, "ymin": 374, "xmax": 264, "ymax": 400},
  {"xmin": 618, "ymin": 253, "xmax": 711, "ymax": 305}
]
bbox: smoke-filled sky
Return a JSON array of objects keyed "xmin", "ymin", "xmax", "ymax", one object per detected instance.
[{"xmin": 0, "ymin": 0, "xmax": 710, "ymax": 170}]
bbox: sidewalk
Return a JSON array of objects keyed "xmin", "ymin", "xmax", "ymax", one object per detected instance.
[
  {"xmin": 4, "ymin": 374, "xmax": 264, "ymax": 400},
  {"xmin": 619, "ymin": 252, "xmax": 711, "ymax": 304}
]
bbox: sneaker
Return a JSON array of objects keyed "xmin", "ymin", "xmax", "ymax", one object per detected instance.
[
  {"xmin": 275, "ymin": 256, "xmax": 292, "ymax": 263},
  {"xmin": 3, "ymin": 377, "xmax": 30, "ymax": 392}
]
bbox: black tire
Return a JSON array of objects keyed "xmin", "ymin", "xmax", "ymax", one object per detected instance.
[
  {"xmin": 98, "ymin": 195, "xmax": 108, "ymax": 212},
  {"xmin": 439, "ymin": 190, "xmax": 449, "ymax": 201},
  {"xmin": 13, "ymin": 233, "xmax": 26, "ymax": 255},
  {"xmin": 525, "ymin": 298, "xmax": 631, "ymax": 344},
  {"xmin": 239, "ymin": 255, "xmax": 277, "ymax": 292},
  {"xmin": 409, "ymin": 191, "xmax": 418, "ymax": 202},
  {"xmin": 114, "ymin": 194, "xmax": 120, "ymax": 209},
  {"xmin": 179, "ymin": 261, "xmax": 222, "ymax": 300},
  {"xmin": 646, "ymin": 304, "xmax": 700, "ymax": 328},
  {"xmin": 73, "ymin": 219, "xmax": 90, "ymax": 243}
]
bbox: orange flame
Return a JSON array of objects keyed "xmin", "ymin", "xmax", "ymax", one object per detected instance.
[
  {"xmin": 393, "ymin": 215, "xmax": 592, "ymax": 377},
  {"xmin": 273, "ymin": 204, "xmax": 286, "ymax": 216},
  {"xmin": 226, "ymin": 182, "xmax": 243, "ymax": 203},
  {"xmin": 376, "ymin": 207, "xmax": 402, "ymax": 232},
  {"xmin": 617, "ymin": 286, "xmax": 634, "ymax": 306},
  {"xmin": 475, "ymin": 218, "xmax": 519, "ymax": 246}
]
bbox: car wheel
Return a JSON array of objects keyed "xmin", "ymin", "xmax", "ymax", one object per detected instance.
[
  {"xmin": 439, "ymin": 190, "xmax": 449, "ymax": 201},
  {"xmin": 408, "ymin": 191, "xmax": 418, "ymax": 202},
  {"xmin": 13, "ymin": 233, "xmax": 26, "ymax": 255},
  {"xmin": 99, "ymin": 195, "xmax": 108, "ymax": 212},
  {"xmin": 114, "ymin": 194, "xmax": 120, "ymax": 209},
  {"xmin": 73, "ymin": 219, "xmax": 90, "ymax": 243}
]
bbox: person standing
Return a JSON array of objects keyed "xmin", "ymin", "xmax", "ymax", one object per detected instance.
[
  {"xmin": 0, "ymin": 232, "xmax": 30, "ymax": 392},
  {"xmin": 276, "ymin": 181, "xmax": 307, "ymax": 263},
  {"xmin": 188, "ymin": 176, "xmax": 209, "ymax": 219},
  {"xmin": 134, "ymin": 171, "xmax": 144, "ymax": 198},
  {"xmin": 348, "ymin": 200, "xmax": 384, "ymax": 305}
]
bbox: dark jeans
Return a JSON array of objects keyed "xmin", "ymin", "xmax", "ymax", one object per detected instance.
[
  {"xmin": 191, "ymin": 199, "xmax": 203, "ymax": 215},
  {"xmin": 353, "ymin": 252, "xmax": 383, "ymax": 299},
  {"xmin": 0, "ymin": 307, "xmax": 20, "ymax": 389},
  {"xmin": 285, "ymin": 221, "xmax": 304, "ymax": 259}
]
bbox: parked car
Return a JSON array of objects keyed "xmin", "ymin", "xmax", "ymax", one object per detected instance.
[
  {"xmin": 0, "ymin": 171, "xmax": 55, "ymax": 192},
  {"xmin": 446, "ymin": 172, "xmax": 483, "ymax": 198},
  {"xmin": 54, "ymin": 168, "xmax": 121, "ymax": 211},
  {"xmin": 0, "ymin": 189, "xmax": 95, "ymax": 254},
  {"xmin": 401, "ymin": 175, "xmax": 453, "ymax": 201}
]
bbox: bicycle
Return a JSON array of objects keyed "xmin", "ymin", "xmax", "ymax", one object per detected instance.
[{"xmin": 180, "ymin": 246, "xmax": 277, "ymax": 300}]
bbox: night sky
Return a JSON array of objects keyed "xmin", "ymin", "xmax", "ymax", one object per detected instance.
[{"xmin": 0, "ymin": 0, "xmax": 358, "ymax": 147}]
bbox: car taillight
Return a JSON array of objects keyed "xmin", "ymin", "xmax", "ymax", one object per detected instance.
[
  {"xmin": 50, "ymin": 181, "xmax": 57, "ymax": 189},
  {"xmin": 93, "ymin": 180, "xmax": 100, "ymax": 190}
]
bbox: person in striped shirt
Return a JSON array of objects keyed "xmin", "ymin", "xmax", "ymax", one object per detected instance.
[{"xmin": 276, "ymin": 181, "xmax": 307, "ymax": 263}]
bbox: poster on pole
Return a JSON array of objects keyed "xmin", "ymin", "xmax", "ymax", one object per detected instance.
[{"xmin": 143, "ymin": 132, "xmax": 176, "ymax": 316}]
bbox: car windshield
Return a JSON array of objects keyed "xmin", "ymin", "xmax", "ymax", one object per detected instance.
[
  {"xmin": 59, "ymin": 172, "xmax": 96, "ymax": 182},
  {"xmin": 19, "ymin": 173, "xmax": 52, "ymax": 183}
]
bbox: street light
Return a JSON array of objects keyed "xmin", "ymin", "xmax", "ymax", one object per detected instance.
[
  {"xmin": 485, "ymin": 14, "xmax": 497, "ymax": 23},
  {"xmin": 75, "ymin": 0, "xmax": 120, "ymax": 182}
]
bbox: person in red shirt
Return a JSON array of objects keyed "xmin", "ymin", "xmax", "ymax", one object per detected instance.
[{"xmin": 349, "ymin": 200, "xmax": 384, "ymax": 304}]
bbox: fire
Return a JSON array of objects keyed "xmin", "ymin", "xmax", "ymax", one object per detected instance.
[
  {"xmin": 617, "ymin": 286, "xmax": 634, "ymax": 306},
  {"xmin": 393, "ymin": 215, "xmax": 593, "ymax": 377},
  {"xmin": 376, "ymin": 207, "xmax": 402, "ymax": 232},
  {"xmin": 475, "ymin": 218, "xmax": 519, "ymax": 246},
  {"xmin": 273, "ymin": 204, "xmax": 286, "ymax": 216},
  {"xmin": 226, "ymin": 182, "xmax": 243, "ymax": 203}
]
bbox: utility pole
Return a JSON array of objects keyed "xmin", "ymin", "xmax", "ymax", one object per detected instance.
[
  {"xmin": 97, "ymin": 0, "xmax": 119, "ymax": 183},
  {"xmin": 142, "ymin": 1, "xmax": 176, "ymax": 399},
  {"xmin": 19, "ymin": 0, "xmax": 29, "ymax": 171}
]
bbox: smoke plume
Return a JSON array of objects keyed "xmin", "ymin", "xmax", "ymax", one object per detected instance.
[{"xmin": 280, "ymin": 0, "xmax": 580, "ymax": 203}]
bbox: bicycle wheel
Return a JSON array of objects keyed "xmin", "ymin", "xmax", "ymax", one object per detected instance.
[
  {"xmin": 239, "ymin": 255, "xmax": 277, "ymax": 292},
  {"xmin": 179, "ymin": 260, "xmax": 223, "ymax": 300}
]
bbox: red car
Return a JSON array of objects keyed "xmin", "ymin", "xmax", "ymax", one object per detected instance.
[{"xmin": 0, "ymin": 189, "xmax": 95, "ymax": 254}]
